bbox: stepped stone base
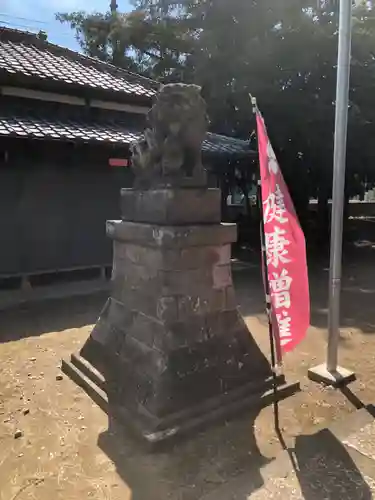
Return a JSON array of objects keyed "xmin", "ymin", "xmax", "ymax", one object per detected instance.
[
  {"xmin": 62, "ymin": 352, "xmax": 299, "ymax": 443},
  {"xmin": 63, "ymin": 188, "xmax": 298, "ymax": 442}
]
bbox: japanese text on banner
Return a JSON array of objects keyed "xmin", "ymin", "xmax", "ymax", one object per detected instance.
[{"xmin": 256, "ymin": 109, "xmax": 310, "ymax": 356}]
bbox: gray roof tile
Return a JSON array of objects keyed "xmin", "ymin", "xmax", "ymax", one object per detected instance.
[
  {"xmin": 0, "ymin": 28, "xmax": 158, "ymax": 99},
  {"xmin": 0, "ymin": 112, "xmax": 251, "ymax": 156}
]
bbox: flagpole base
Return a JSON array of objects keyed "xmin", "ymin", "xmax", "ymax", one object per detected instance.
[{"xmin": 308, "ymin": 363, "xmax": 356, "ymax": 387}]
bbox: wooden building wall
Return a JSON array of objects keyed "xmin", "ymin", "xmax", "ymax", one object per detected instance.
[{"xmin": 0, "ymin": 138, "xmax": 133, "ymax": 277}]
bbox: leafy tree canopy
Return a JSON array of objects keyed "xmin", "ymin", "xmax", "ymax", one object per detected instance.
[{"xmin": 57, "ymin": 0, "xmax": 375, "ymax": 215}]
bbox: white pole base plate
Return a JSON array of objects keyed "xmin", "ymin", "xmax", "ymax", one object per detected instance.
[{"xmin": 308, "ymin": 363, "xmax": 356, "ymax": 387}]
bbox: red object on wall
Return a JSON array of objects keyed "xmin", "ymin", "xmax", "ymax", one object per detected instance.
[{"xmin": 108, "ymin": 158, "xmax": 129, "ymax": 167}]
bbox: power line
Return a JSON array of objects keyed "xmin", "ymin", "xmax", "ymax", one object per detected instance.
[
  {"xmin": 0, "ymin": 20, "xmax": 76, "ymax": 38},
  {"xmin": 0, "ymin": 13, "xmax": 49, "ymax": 25},
  {"xmin": 0, "ymin": 12, "xmax": 85, "ymax": 37},
  {"xmin": 0, "ymin": 20, "xmax": 45, "ymax": 31}
]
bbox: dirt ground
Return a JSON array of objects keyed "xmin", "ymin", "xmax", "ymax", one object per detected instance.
[{"xmin": 1, "ymin": 238, "xmax": 375, "ymax": 499}]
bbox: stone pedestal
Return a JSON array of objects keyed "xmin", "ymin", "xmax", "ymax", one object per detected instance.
[{"xmin": 63, "ymin": 188, "xmax": 295, "ymax": 443}]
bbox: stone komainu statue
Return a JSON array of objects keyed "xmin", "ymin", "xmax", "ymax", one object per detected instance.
[{"xmin": 130, "ymin": 83, "xmax": 209, "ymax": 188}]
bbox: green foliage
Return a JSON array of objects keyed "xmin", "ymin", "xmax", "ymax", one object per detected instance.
[
  {"xmin": 57, "ymin": 0, "xmax": 375, "ymax": 207},
  {"xmin": 37, "ymin": 30, "xmax": 48, "ymax": 41},
  {"xmin": 56, "ymin": 10, "xmax": 142, "ymax": 70}
]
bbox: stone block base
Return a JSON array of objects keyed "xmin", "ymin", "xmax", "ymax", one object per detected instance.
[
  {"xmin": 62, "ymin": 352, "xmax": 299, "ymax": 444},
  {"xmin": 63, "ymin": 188, "xmax": 299, "ymax": 442},
  {"xmin": 79, "ymin": 297, "xmax": 274, "ymax": 410}
]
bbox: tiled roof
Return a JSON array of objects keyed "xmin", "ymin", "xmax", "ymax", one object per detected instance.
[
  {"xmin": 0, "ymin": 114, "xmax": 140, "ymax": 144},
  {"xmin": 207, "ymin": 133, "xmax": 251, "ymax": 156},
  {"xmin": 0, "ymin": 112, "xmax": 252, "ymax": 156},
  {"xmin": 0, "ymin": 27, "xmax": 158, "ymax": 100},
  {"xmin": 0, "ymin": 28, "xmax": 253, "ymax": 157},
  {"xmin": 203, "ymin": 132, "xmax": 251, "ymax": 156}
]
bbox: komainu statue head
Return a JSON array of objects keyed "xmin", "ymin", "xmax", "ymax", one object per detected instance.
[{"xmin": 130, "ymin": 83, "xmax": 209, "ymax": 189}]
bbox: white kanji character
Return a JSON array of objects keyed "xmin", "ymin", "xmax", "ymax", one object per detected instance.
[
  {"xmin": 276, "ymin": 310, "xmax": 292, "ymax": 347},
  {"xmin": 263, "ymin": 184, "xmax": 287, "ymax": 224},
  {"xmin": 270, "ymin": 268, "xmax": 292, "ymax": 293},
  {"xmin": 270, "ymin": 269, "xmax": 292, "ymax": 309},
  {"xmin": 265, "ymin": 226, "xmax": 291, "ymax": 268},
  {"xmin": 267, "ymin": 141, "xmax": 279, "ymax": 174},
  {"xmin": 274, "ymin": 291, "xmax": 291, "ymax": 309}
]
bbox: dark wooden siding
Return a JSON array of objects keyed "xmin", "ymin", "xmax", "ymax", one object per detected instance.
[{"xmin": 0, "ymin": 138, "xmax": 133, "ymax": 276}]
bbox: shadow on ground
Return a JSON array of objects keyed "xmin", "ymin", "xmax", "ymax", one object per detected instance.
[
  {"xmin": 0, "ymin": 292, "xmax": 106, "ymax": 342},
  {"xmin": 292, "ymin": 428, "xmax": 373, "ymax": 499},
  {"xmin": 97, "ymin": 413, "xmax": 374, "ymax": 500},
  {"xmin": 98, "ymin": 408, "xmax": 269, "ymax": 500}
]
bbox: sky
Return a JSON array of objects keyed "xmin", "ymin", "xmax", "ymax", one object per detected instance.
[{"xmin": 0, "ymin": 0, "xmax": 131, "ymax": 50}]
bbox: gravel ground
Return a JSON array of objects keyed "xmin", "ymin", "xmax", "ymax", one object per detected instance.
[{"xmin": 1, "ymin": 251, "xmax": 375, "ymax": 500}]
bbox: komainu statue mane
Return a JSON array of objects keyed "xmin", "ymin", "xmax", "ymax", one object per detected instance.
[{"xmin": 130, "ymin": 83, "xmax": 209, "ymax": 188}]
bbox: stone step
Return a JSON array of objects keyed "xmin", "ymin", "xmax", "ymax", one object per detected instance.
[
  {"xmin": 63, "ymin": 349, "xmax": 300, "ymax": 445},
  {"xmin": 71, "ymin": 353, "xmax": 106, "ymax": 391},
  {"xmin": 201, "ymin": 406, "xmax": 375, "ymax": 500},
  {"xmin": 61, "ymin": 356, "xmax": 108, "ymax": 413}
]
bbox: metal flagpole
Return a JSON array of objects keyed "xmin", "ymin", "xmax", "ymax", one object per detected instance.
[
  {"xmin": 257, "ymin": 179, "xmax": 280, "ymax": 429},
  {"xmin": 327, "ymin": 0, "xmax": 353, "ymax": 372},
  {"xmin": 308, "ymin": 0, "xmax": 355, "ymax": 385},
  {"xmin": 251, "ymin": 96, "xmax": 281, "ymax": 429}
]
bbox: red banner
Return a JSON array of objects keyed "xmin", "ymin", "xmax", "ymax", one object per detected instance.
[{"xmin": 256, "ymin": 110, "xmax": 310, "ymax": 355}]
